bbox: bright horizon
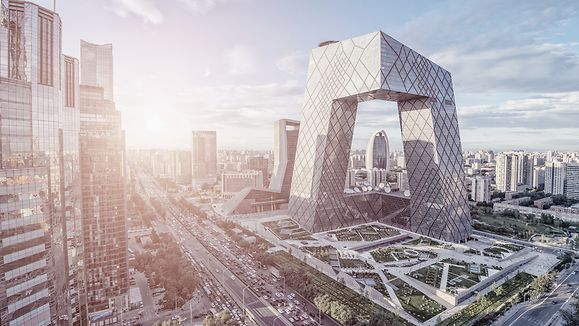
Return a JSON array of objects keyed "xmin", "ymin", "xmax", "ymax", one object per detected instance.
[{"xmin": 31, "ymin": 0, "xmax": 579, "ymax": 152}]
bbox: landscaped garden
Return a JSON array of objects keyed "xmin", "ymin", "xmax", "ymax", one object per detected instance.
[
  {"xmin": 390, "ymin": 277, "xmax": 447, "ymax": 322},
  {"xmin": 339, "ymin": 257, "xmax": 373, "ymax": 269},
  {"xmin": 263, "ymin": 218, "xmax": 314, "ymax": 240},
  {"xmin": 370, "ymin": 246, "xmax": 437, "ymax": 263},
  {"xmin": 404, "ymin": 236, "xmax": 443, "ymax": 247},
  {"xmin": 438, "ymin": 272, "xmax": 535, "ymax": 326},
  {"xmin": 302, "ymin": 245, "xmax": 334, "ymax": 263},
  {"xmin": 409, "ymin": 263, "xmax": 443, "ymax": 288},
  {"xmin": 348, "ymin": 271, "xmax": 390, "ymax": 298},
  {"xmin": 329, "ymin": 224, "xmax": 400, "ymax": 242},
  {"xmin": 271, "ymin": 252, "xmax": 411, "ymax": 325}
]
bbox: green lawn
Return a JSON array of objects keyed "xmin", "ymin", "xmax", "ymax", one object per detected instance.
[
  {"xmin": 339, "ymin": 258, "xmax": 373, "ymax": 269},
  {"xmin": 390, "ymin": 278, "xmax": 446, "ymax": 322},
  {"xmin": 409, "ymin": 263, "xmax": 443, "ymax": 288},
  {"xmin": 272, "ymin": 252, "xmax": 411, "ymax": 325},
  {"xmin": 476, "ymin": 214, "xmax": 564, "ymax": 236},
  {"xmin": 438, "ymin": 272, "xmax": 535, "ymax": 326}
]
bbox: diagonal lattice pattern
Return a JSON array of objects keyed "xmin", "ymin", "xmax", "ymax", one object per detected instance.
[{"xmin": 288, "ymin": 31, "xmax": 472, "ymax": 242}]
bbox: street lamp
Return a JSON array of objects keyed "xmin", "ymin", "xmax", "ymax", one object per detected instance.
[{"xmin": 242, "ymin": 286, "xmax": 251, "ymax": 320}]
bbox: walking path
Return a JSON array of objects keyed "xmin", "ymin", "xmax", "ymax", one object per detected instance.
[{"xmin": 440, "ymin": 263, "xmax": 449, "ymax": 291}]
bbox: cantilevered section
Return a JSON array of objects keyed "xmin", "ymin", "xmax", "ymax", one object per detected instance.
[{"xmin": 288, "ymin": 31, "xmax": 471, "ymax": 242}]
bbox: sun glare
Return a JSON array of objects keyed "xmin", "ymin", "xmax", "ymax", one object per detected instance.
[{"xmin": 145, "ymin": 116, "xmax": 161, "ymax": 133}]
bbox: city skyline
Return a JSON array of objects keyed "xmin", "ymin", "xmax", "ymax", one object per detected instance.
[
  {"xmin": 1, "ymin": 2, "xmax": 579, "ymax": 326},
  {"xmin": 25, "ymin": 0, "xmax": 579, "ymax": 151}
]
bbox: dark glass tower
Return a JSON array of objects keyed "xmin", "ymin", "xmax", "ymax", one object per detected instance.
[
  {"xmin": 365, "ymin": 130, "xmax": 390, "ymax": 170},
  {"xmin": 79, "ymin": 41, "xmax": 128, "ymax": 324}
]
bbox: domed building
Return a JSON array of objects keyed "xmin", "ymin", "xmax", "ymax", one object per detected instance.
[{"xmin": 365, "ymin": 130, "xmax": 390, "ymax": 170}]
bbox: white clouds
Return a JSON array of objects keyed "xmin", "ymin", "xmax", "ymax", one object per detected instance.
[
  {"xmin": 105, "ymin": 0, "xmax": 164, "ymax": 24},
  {"xmin": 276, "ymin": 52, "xmax": 309, "ymax": 75},
  {"xmin": 432, "ymin": 42, "xmax": 579, "ymax": 93},
  {"xmin": 224, "ymin": 46, "xmax": 257, "ymax": 75},
  {"xmin": 457, "ymin": 91, "xmax": 579, "ymax": 130},
  {"xmin": 178, "ymin": 0, "xmax": 238, "ymax": 14},
  {"xmin": 121, "ymin": 81, "xmax": 303, "ymax": 149}
]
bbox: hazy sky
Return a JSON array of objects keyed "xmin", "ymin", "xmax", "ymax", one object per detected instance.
[{"xmin": 35, "ymin": 0, "xmax": 579, "ymax": 151}]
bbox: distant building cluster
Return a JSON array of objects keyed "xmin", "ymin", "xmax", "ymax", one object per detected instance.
[{"xmin": 463, "ymin": 150, "xmax": 579, "ymax": 202}]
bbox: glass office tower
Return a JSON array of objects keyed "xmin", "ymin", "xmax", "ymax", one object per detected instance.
[
  {"xmin": 365, "ymin": 130, "xmax": 390, "ymax": 170},
  {"xmin": 79, "ymin": 41, "xmax": 128, "ymax": 325},
  {"xmin": 0, "ymin": 1, "xmax": 82, "ymax": 324}
]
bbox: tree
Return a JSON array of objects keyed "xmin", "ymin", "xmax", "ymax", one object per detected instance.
[
  {"xmin": 203, "ymin": 310, "xmax": 236, "ymax": 326},
  {"xmin": 494, "ymin": 285, "xmax": 504, "ymax": 297},
  {"xmin": 530, "ymin": 273, "xmax": 555, "ymax": 298},
  {"xmin": 313, "ymin": 294, "xmax": 354, "ymax": 324},
  {"xmin": 366, "ymin": 311, "xmax": 394, "ymax": 326}
]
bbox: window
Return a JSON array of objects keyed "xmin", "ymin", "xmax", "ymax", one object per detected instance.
[
  {"xmin": 38, "ymin": 13, "xmax": 54, "ymax": 86},
  {"xmin": 65, "ymin": 58, "xmax": 75, "ymax": 107}
]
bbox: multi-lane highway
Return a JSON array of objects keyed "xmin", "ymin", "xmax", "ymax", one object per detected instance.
[
  {"xmin": 502, "ymin": 263, "xmax": 579, "ymax": 326},
  {"xmin": 138, "ymin": 172, "xmax": 295, "ymax": 326}
]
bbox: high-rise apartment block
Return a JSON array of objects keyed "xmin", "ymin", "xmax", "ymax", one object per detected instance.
[
  {"xmin": 532, "ymin": 166, "xmax": 545, "ymax": 189},
  {"xmin": 545, "ymin": 161, "xmax": 567, "ymax": 195},
  {"xmin": 192, "ymin": 131, "xmax": 217, "ymax": 185},
  {"xmin": 565, "ymin": 163, "xmax": 579, "ymax": 200},
  {"xmin": 469, "ymin": 176, "xmax": 491, "ymax": 203},
  {"xmin": 495, "ymin": 152, "xmax": 533, "ymax": 192},
  {"xmin": 79, "ymin": 41, "xmax": 129, "ymax": 324}
]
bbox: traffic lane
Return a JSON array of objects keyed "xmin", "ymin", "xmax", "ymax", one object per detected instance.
[
  {"xmin": 135, "ymin": 272, "xmax": 154, "ymax": 309},
  {"xmin": 174, "ymin": 223, "xmax": 286, "ymax": 326},
  {"xmin": 505, "ymin": 267, "xmax": 579, "ymax": 326}
]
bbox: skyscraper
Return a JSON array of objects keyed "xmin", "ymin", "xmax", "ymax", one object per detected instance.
[
  {"xmin": 545, "ymin": 161, "xmax": 567, "ymax": 195},
  {"xmin": 0, "ymin": 1, "xmax": 82, "ymax": 324},
  {"xmin": 365, "ymin": 130, "xmax": 390, "ymax": 171},
  {"xmin": 496, "ymin": 154, "xmax": 515, "ymax": 192},
  {"xmin": 532, "ymin": 166, "xmax": 545, "ymax": 189},
  {"xmin": 79, "ymin": 41, "xmax": 129, "ymax": 324},
  {"xmin": 565, "ymin": 163, "xmax": 579, "ymax": 200},
  {"xmin": 288, "ymin": 32, "xmax": 471, "ymax": 242},
  {"xmin": 270, "ymin": 119, "xmax": 300, "ymax": 200},
  {"xmin": 192, "ymin": 131, "xmax": 217, "ymax": 185}
]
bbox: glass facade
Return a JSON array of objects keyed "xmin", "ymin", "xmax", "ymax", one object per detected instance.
[
  {"xmin": 0, "ymin": 1, "xmax": 81, "ymax": 325},
  {"xmin": 79, "ymin": 41, "xmax": 128, "ymax": 323},
  {"xmin": 288, "ymin": 32, "xmax": 471, "ymax": 242},
  {"xmin": 365, "ymin": 130, "xmax": 389, "ymax": 170}
]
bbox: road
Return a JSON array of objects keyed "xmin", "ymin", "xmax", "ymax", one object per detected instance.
[
  {"xmin": 135, "ymin": 272, "xmax": 155, "ymax": 320},
  {"xmin": 139, "ymin": 172, "xmax": 292, "ymax": 326},
  {"xmin": 502, "ymin": 263, "xmax": 579, "ymax": 326}
]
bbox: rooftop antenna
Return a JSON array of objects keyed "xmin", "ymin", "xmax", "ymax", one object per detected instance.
[{"xmin": 53, "ymin": 0, "xmax": 56, "ymax": 11}]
